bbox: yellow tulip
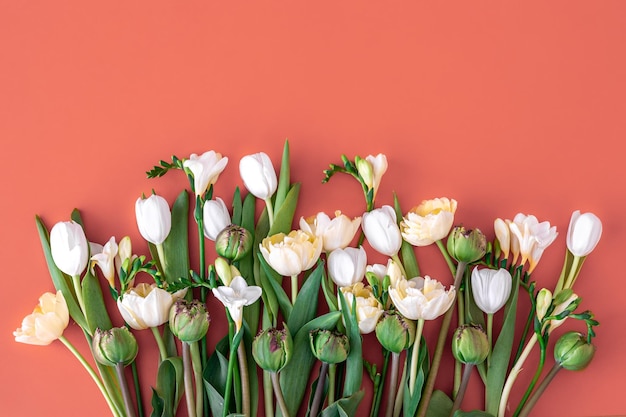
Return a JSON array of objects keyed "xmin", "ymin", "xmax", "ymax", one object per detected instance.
[
  {"xmin": 400, "ymin": 198, "xmax": 457, "ymax": 246},
  {"xmin": 14, "ymin": 291, "xmax": 69, "ymax": 346}
]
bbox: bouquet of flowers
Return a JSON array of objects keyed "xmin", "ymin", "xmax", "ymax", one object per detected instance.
[{"xmin": 14, "ymin": 141, "xmax": 601, "ymax": 417}]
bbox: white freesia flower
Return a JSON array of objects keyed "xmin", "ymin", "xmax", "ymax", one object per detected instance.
[
  {"xmin": 117, "ymin": 283, "xmax": 187, "ymax": 330},
  {"xmin": 299, "ymin": 211, "xmax": 361, "ymax": 252},
  {"xmin": 91, "ymin": 236, "xmax": 119, "ymax": 287},
  {"xmin": 508, "ymin": 214, "xmax": 558, "ymax": 273},
  {"xmin": 362, "ymin": 205, "xmax": 402, "ymax": 257},
  {"xmin": 471, "ymin": 267, "xmax": 513, "ymax": 314},
  {"xmin": 183, "ymin": 150, "xmax": 229, "ymax": 196},
  {"xmin": 328, "ymin": 246, "xmax": 367, "ymax": 287},
  {"xmin": 566, "ymin": 210, "xmax": 602, "ymax": 257},
  {"xmin": 50, "ymin": 220, "xmax": 89, "ymax": 277},
  {"xmin": 135, "ymin": 194, "xmax": 172, "ymax": 245},
  {"xmin": 356, "ymin": 154, "xmax": 388, "ymax": 199},
  {"xmin": 366, "ymin": 258, "xmax": 405, "ymax": 288},
  {"xmin": 239, "ymin": 152, "xmax": 278, "ymax": 200},
  {"xmin": 260, "ymin": 230, "xmax": 323, "ymax": 277},
  {"xmin": 340, "ymin": 283, "xmax": 384, "ymax": 334},
  {"xmin": 212, "ymin": 276, "xmax": 262, "ymax": 331},
  {"xmin": 14, "ymin": 291, "xmax": 69, "ymax": 346},
  {"xmin": 388, "ymin": 276, "xmax": 455, "ymax": 321},
  {"xmin": 400, "ymin": 198, "xmax": 457, "ymax": 246},
  {"xmin": 203, "ymin": 197, "xmax": 232, "ymax": 241}
]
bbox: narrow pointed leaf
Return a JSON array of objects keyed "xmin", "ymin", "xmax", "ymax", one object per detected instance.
[
  {"xmin": 274, "ymin": 139, "xmax": 291, "ymax": 212},
  {"xmin": 82, "ymin": 269, "xmax": 113, "ymax": 333},
  {"xmin": 268, "ymin": 183, "xmax": 300, "ymax": 236},
  {"xmin": 288, "ymin": 260, "xmax": 324, "ymax": 334}
]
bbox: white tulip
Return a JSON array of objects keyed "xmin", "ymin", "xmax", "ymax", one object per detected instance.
[
  {"xmin": 203, "ymin": 197, "xmax": 231, "ymax": 241},
  {"xmin": 117, "ymin": 283, "xmax": 186, "ymax": 330},
  {"xmin": 362, "ymin": 206, "xmax": 402, "ymax": 257},
  {"xmin": 388, "ymin": 276, "xmax": 455, "ymax": 321},
  {"xmin": 470, "ymin": 267, "xmax": 512, "ymax": 314},
  {"xmin": 239, "ymin": 152, "xmax": 278, "ymax": 200},
  {"xmin": 327, "ymin": 246, "xmax": 367, "ymax": 287},
  {"xmin": 50, "ymin": 221, "xmax": 89, "ymax": 276},
  {"xmin": 340, "ymin": 283, "xmax": 384, "ymax": 334},
  {"xmin": 135, "ymin": 194, "xmax": 172, "ymax": 245},
  {"xmin": 566, "ymin": 210, "xmax": 602, "ymax": 257},
  {"xmin": 183, "ymin": 150, "xmax": 229, "ymax": 196}
]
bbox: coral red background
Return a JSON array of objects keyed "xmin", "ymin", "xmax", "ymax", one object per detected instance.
[{"xmin": 1, "ymin": 2, "xmax": 625, "ymax": 416}]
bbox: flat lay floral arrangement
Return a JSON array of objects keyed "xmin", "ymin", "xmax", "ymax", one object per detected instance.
[{"xmin": 14, "ymin": 141, "xmax": 602, "ymax": 417}]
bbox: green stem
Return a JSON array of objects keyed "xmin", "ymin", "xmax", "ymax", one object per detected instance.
[
  {"xmin": 409, "ymin": 319, "xmax": 425, "ymax": 394},
  {"xmin": 59, "ymin": 336, "xmax": 121, "ymax": 417},
  {"xmin": 513, "ymin": 283, "xmax": 535, "ymax": 364},
  {"xmin": 237, "ymin": 342, "xmax": 250, "ymax": 417},
  {"xmin": 291, "ymin": 274, "xmax": 299, "ymax": 304},
  {"xmin": 391, "ymin": 254, "xmax": 407, "ymax": 279},
  {"xmin": 263, "ymin": 371, "xmax": 275, "ymax": 417},
  {"xmin": 449, "ymin": 364, "xmax": 474, "ymax": 417},
  {"xmin": 487, "ymin": 313, "xmax": 494, "ymax": 366},
  {"xmin": 222, "ymin": 329, "xmax": 241, "ymax": 417},
  {"xmin": 310, "ymin": 362, "xmax": 329, "ymax": 417},
  {"xmin": 265, "ymin": 198, "xmax": 275, "ymax": 228},
  {"xmin": 453, "ymin": 290, "xmax": 465, "ymax": 397},
  {"xmin": 562, "ymin": 255, "xmax": 581, "ymax": 291},
  {"xmin": 385, "ymin": 352, "xmax": 401, "ymax": 417},
  {"xmin": 517, "ymin": 363, "xmax": 562, "ymax": 417},
  {"xmin": 328, "ymin": 363, "xmax": 337, "ymax": 405},
  {"xmin": 71, "ymin": 274, "xmax": 86, "ymax": 313},
  {"xmin": 498, "ymin": 333, "xmax": 538, "ymax": 417},
  {"xmin": 271, "ymin": 372, "xmax": 290, "ymax": 417},
  {"xmin": 513, "ymin": 337, "xmax": 547, "ymax": 417},
  {"xmin": 115, "ymin": 363, "xmax": 137, "ymax": 417},
  {"xmin": 190, "ymin": 342, "xmax": 204, "ymax": 417},
  {"xmin": 156, "ymin": 243, "xmax": 167, "ymax": 275},
  {"xmin": 151, "ymin": 326, "xmax": 168, "ymax": 361},
  {"xmin": 436, "ymin": 240, "xmax": 457, "ymax": 276},
  {"xmin": 370, "ymin": 349, "xmax": 390, "ymax": 417},
  {"xmin": 392, "ymin": 358, "xmax": 407, "ymax": 417},
  {"xmin": 130, "ymin": 361, "xmax": 145, "ymax": 417},
  {"xmin": 415, "ymin": 261, "xmax": 467, "ymax": 417}
]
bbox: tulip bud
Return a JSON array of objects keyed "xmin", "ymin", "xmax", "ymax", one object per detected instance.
[
  {"xmin": 215, "ymin": 225, "xmax": 253, "ymax": 261},
  {"xmin": 375, "ymin": 312, "xmax": 416, "ymax": 354},
  {"xmin": 50, "ymin": 221, "xmax": 89, "ymax": 276},
  {"xmin": 309, "ymin": 329, "xmax": 350, "ymax": 364},
  {"xmin": 92, "ymin": 327, "xmax": 138, "ymax": 367},
  {"xmin": 566, "ymin": 210, "xmax": 602, "ymax": 257},
  {"xmin": 203, "ymin": 198, "xmax": 232, "ymax": 241},
  {"xmin": 554, "ymin": 331, "xmax": 596, "ymax": 371},
  {"xmin": 447, "ymin": 226, "xmax": 487, "ymax": 263},
  {"xmin": 239, "ymin": 152, "xmax": 278, "ymax": 200},
  {"xmin": 135, "ymin": 194, "xmax": 172, "ymax": 245},
  {"xmin": 451, "ymin": 324, "xmax": 490, "ymax": 365},
  {"xmin": 470, "ymin": 267, "xmax": 513, "ymax": 314},
  {"xmin": 327, "ymin": 246, "xmax": 367, "ymax": 287},
  {"xmin": 252, "ymin": 326, "xmax": 293, "ymax": 373},
  {"xmin": 362, "ymin": 206, "xmax": 402, "ymax": 257},
  {"xmin": 169, "ymin": 299, "xmax": 210, "ymax": 343}
]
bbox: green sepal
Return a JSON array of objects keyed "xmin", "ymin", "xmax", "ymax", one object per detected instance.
[
  {"xmin": 393, "ymin": 193, "xmax": 420, "ymax": 278},
  {"xmin": 274, "ymin": 139, "xmax": 291, "ymax": 212},
  {"xmin": 288, "ymin": 260, "xmax": 324, "ymax": 335},
  {"xmin": 338, "ymin": 290, "xmax": 362, "ymax": 397},
  {"xmin": 82, "ymin": 269, "xmax": 113, "ymax": 334},
  {"xmin": 150, "ymin": 357, "xmax": 184, "ymax": 417},
  {"xmin": 320, "ymin": 390, "xmax": 365, "ymax": 417},
  {"xmin": 35, "ymin": 215, "xmax": 88, "ymax": 330}
]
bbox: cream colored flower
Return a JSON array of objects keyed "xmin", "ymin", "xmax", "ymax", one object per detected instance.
[
  {"xmin": 366, "ymin": 258, "xmax": 405, "ymax": 288},
  {"xmin": 91, "ymin": 236, "xmax": 119, "ymax": 287},
  {"xmin": 508, "ymin": 213, "xmax": 558, "ymax": 273},
  {"xmin": 327, "ymin": 246, "xmax": 367, "ymax": 287},
  {"xmin": 183, "ymin": 150, "xmax": 229, "ymax": 196},
  {"xmin": 14, "ymin": 291, "xmax": 69, "ymax": 346},
  {"xmin": 259, "ymin": 230, "xmax": 323, "ymax": 276},
  {"xmin": 362, "ymin": 206, "xmax": 402, "ymax": 257},
  {"xmin": 400, "ymin": 198, "xmax": 457, "ymax": 246},
  {"xmin": 494, "ymin": 218, "xmax": 511, "ymax": 259},
  {"xmin": 117, "ymin": 283, "xmax": 187, "ymax": 330},
  {"xmin": 340, "ymin": 283, "xmax": 384, "ymax": 334},
  {"xmin": 356, "ymin": 154, "xmax": 388, "ymax": 199},
  {"xmin": 212, "ymin": 276, "xmax": 262, "ymax": 331},
  {"xmin": 388, "ymin": 276, "xmax": 455, "ymax": 321},
  {"xmin": 299, "ymin": 211, "xmax": 361, "ymax": 252}
]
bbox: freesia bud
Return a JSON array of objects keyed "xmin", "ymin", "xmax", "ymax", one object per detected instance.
[
  {"xmin": 50, "ymin": 220, "xmax": 89, "ymax": 276},
  {"xmin": 554, "ymin": 331, "xmax": 595, "ymax": 371},
  {"xmin": 328, "ymin": 246, "xmax": 367, "ymax": 287},
  {"xmin": 356, "ymin": 154, "xmax": 388, "ymax": 199},
  {"xmin": 494, "ymin": 218, "xmax": 511, "ymax": 259},
  {"xmin": 447, "ymin": 226, "xmax": 487, "ymax": 263},
  {"xmin": 367, "ymin": 258, "xmax": 405, "ymax": 289},
  {"xmin": 566, "ymin": 210, "xmax": 602, "ymax": 257},
  {"xmin": 451, "ymin": 324, "xmax": 490, "ymax": 365},
  {"xmin": 400, "ymin": 198, "xmax": 457, "ymax": 247},
  {"xmin": 214, "ymin": 256, "xmax": 233, "ymax": 286},
  {"xmin": 362, "ymin": 206, "xmax": 402, "ymax": 257},
  {"xmin": 260, "ymin": 230, "xmax": 322, "ymax": 277},
  {"xmin": 183, "ymin": 150, "xmax": 229, "ymax": 197},
  {"xmin": 239, "ymin": 152, "xmax": 278, "ymax": 200},
  {"xmin": 203, "ymin": 198, "xmax": 232, "ymax": 241},
  {"xmin": 388, "ymin": 276, "xmax": 456, "ymax": 321},
  {"xmin": 117, "ymin": 283, "xmax": 187, "ymax": 330},
  {"xmin": 299, "ymin": 211, "xmax": 361, "ymax": 252},
  {"xmin": 535, "ymin": 288, "xmax": 552, "ymax": 321},
  {"xmin": 252, "ymin": 326, "xmax": 293, "ymax": 373},
  {"xmin": 14, "ymin": 291, "xmax": 69, "ymax": 346},
  {"xmin": 92, "ymin": 327, "xmax": 138, "ymax": 367},
  {"xmin": 309, "ymin": 329, "xmax": 350, "ymax": 364},
  {"xmin": 169, "ymin": 299, "xmax": 210, "ymax": 343},
  {"xmin": 135, "ymin": 194, "xmax": 172, "ymax": 245},
  {"xmin": 375, "ymin": 312, "xmax": 416, "ymax": 353},
  {"xmin": 470, "ymin": 267, "xmax": 513, "ymax": 314},
  {"xmin": 215, "ymin": 224, "xmax": 253, "ymax": 261}
]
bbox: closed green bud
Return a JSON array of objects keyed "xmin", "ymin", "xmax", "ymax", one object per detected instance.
[
  {"xmin": 252, "ymin": 326, "xmax": 293, "ymax": 372},
  {"xmin": 169, "ymin": 299, "xmax": 210, "ymax": 343},
  {"xmin": 535, "ymin": 288, "xmax": 553, "ymax": 321},
  {"xmin": 451, "ymin": 324, "xmax": 490, "ymax": 365},
  {"xmin": 447, "ymin": 226, "xmax": 487, "ymax": 263},
  {"xmin": 92, "ymin": 327, "xmax": 138, "ymax": 367},
  {"xmin": 215, "ymin": 225, "xmax": 253, "ymax": 261},
  {"xmin": 309, "ymin": 329, "xmax": 350, "ymax": 364},
  {"xmin": 554, "ymin": 331, "xmax": 595, "ymax": 371},
  {"xmin": 375, "ymin": 312, "xmax": 416, "ymax": 353}
]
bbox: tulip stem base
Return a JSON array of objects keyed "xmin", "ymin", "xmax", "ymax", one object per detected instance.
[
  {"xmin": 116, "ymin": 363, "xmax": 137, "ymax": 417},
  {"xmin": 271, "ymin": 372, "xmax": 290, "ymax": 417},
  {"xmin": 409, "ymin": 319, "xmax": 425, "ymax": 395},
  {"xmin": 517, "ymin": 363, "xmax": 562, "ymax": 417},
  {"xmin": 291, "ymin": 274, "xmax": 298, "ymax": 304},
  {"xmin": 449, "ymin": 364, "xmax": 474, "ymax": 417},
  {"xmin": 310, "ymin": 362, "xmax": 329, "ymax": 417},
  {"xmin": 151, "ymin": 326, "xmax": 169, "ymax": 361},
  {"xmin": 385, "ymin": 352, "xmax": 401, "ymax": 417}
]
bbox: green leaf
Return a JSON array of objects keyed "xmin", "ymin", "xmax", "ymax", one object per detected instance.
[
  {"xmin": 278, "ymin": 311, "xmax": 342, "ymax": 417},
  {"xmin": 268, "ymin": 183, "xmax": 300, "ymax": 236},
  {"xmin": 403, "ymin": 344, "xmax": 428, "ymax": 417},
  {"xmin": 35, "ymin": 215, "xmax": 88, "ymax": 330},
  {"xmin": 204, "ymin": 338, "xmax": 230, "ymax": 417},
  {"xmin": 454, "ymin": 410, "xmax": 495, "ymax": 417},
  {"xmin": 288, "ymin": 261, "xmax": 324, "ymax": 334},
  {"xmin": 393, "ymin": 193, "xmax": 420, "ymax": 278},
  {"xmin": 425, "ymin": 390, "xmax": 453, "ymax": 417},
  {"xmin": 274, "ymin": 139, "xmax": 291, "ymax": 212},
  {"xmin": 338, "ymin": 291, "xmax": 362, "ymax": 398},
  {"xmin": 231, "ymin": 187, "xmax": 243, "ymax": 226},
  {"xmin": 320, "ymin": 390, "xmax": 365, "ymax": 417},
  {"xmin": 239, "ymin": 192, "xmax": 260, "ymax": 335},
  {"xmin": 258, "ymin": 253, "xmax": 292, "ymax": 322},
  {"xmin": 152, "ymin": 357, "xmax": 184, "ymax": 417},
  {"xmin": 81, "ymin": 269, "xmax": 113, "ymax": 333},
  {"xmin": 485, "ymin": 270, "xmax": 520, "ymax": 415}
]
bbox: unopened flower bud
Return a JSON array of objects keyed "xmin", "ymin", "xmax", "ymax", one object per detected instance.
[
  {"xmin": 375, "ymin": 312, "xmax": 416, "ymax": 353},
  {"xmin": 169, "ymin": 299, "xmax": 210, "ymax": 343},
  {"xmin": 252, "ymin": 326, "xmax": 293, "ymax": 373},
  {"xmin": 214, "ymin": 257, "xmax": 233, "ymax": 286},
  {"xmin": 447, "ymin": 226, "xmax": 487, "ymax": 263},
  {"xmin": 309, "ymin": 329, "xmax": 350, "ymax": 364},
  {"xmin": 355, "ymin": 156, "xmax": 374, "ymax": 190},
  {"xmin": 215, "ymin": 225, "xmax": 252, "ymax": 261},
  {"xmin": 536, "ymin": 288, "xmax": 552, "ymax": 321},
  {"xmin": 92, "ymin": 327, "xmax": 138, "ymax": 367},
  {"xmin": 451, "ymin": 324, "xmax": 490, "ymax": 365},
  {"xmin": 554, "ymin": 331, "xmax": 595, "ymax": 371}
]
